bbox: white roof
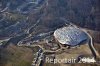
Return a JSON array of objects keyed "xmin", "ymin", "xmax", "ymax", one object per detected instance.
[{"xmin": 54, "ymin": 26, "xmax": 88, "ymax": 46}]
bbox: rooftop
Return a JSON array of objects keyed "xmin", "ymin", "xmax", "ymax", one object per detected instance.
[{"xmin": 54, "ymin": 26, "xmax": 88, "ymax": 46}]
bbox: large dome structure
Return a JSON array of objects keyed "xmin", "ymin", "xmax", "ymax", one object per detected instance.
[{"xmin": 54, "ymin": 26, "xmax": 89, "ymax": 46}]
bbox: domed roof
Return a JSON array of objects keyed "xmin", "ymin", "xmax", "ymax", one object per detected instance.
[{"xmin": 54, "ymin": 26, "xmax": 88, "ymax": 46}]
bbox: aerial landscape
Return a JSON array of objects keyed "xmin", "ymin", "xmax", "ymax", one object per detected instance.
[{"xmin": 0, "ymin": 0, "xmax": 100, "ymax": 66}]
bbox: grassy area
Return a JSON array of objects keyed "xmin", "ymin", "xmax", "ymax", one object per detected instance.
[
  {"xmin": 4, "ymin": 12, "xmax": 27, "ymax": 22},
  {"xmin": 0, "ymin": 44, "xmax": 33, "ymax": 66}
]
